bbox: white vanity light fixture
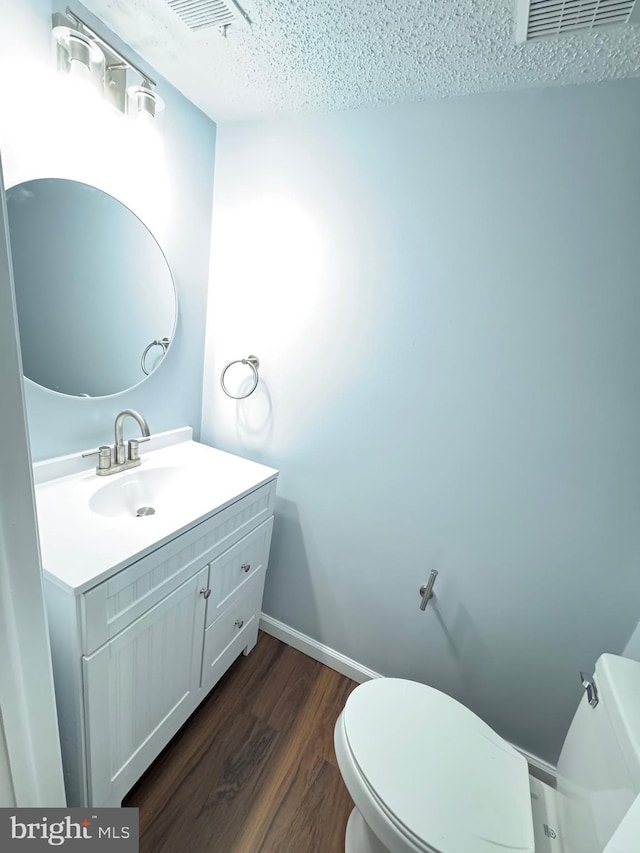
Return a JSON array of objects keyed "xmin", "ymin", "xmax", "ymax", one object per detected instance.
[{"xmin": 52, "ymin": 9, "xmax": 165, "ymax": 125}]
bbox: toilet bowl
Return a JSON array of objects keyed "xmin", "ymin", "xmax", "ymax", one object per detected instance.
[{"xmin": 334, "ymin": 655, "xmax": 640, "ymax": 853}]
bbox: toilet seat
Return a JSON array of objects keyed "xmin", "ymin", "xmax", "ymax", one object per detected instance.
[{"xmin": 338, "ymin": 679, "xmax": 535, "ymax": 853}]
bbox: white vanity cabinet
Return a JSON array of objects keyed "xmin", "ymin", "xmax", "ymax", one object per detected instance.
[{"xmin": 39, "ymin": 435, "xmax": 277, "ymax": 808}]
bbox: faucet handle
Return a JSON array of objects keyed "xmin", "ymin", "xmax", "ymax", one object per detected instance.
[
  {"xmin": 82, "ymin": 445, "xmax": 112, "ymax": 470},
  {"xmin": 127, "ymin": 436, "xmax": 150, "ymax": 461}
]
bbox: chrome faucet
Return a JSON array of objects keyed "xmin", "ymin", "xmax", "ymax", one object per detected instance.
[
  {"xmin": 114, "ymin": 409, "xmax": 151, "ymax": 465},
  {"xmin": 83, "ymin": 409, "xmax": 151, "ymax": 476}
]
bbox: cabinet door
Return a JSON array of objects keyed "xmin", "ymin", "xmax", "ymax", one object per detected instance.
[{"xmin": 82, "ymin": 566, "xmax": 208, "ymax": 806}]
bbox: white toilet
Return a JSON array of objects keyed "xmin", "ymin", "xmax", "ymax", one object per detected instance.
[{"xmin": 334, "ymin": 654, "xmax": 640, "ymax": 853}]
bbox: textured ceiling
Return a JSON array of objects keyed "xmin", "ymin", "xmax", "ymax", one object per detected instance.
[{"xmin": 79, "ymin": 0, "xmax": 640, "ymax": 122}]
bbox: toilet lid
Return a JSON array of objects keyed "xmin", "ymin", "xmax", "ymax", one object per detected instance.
[{"xmin": 343, "ymin": 679, "xmax": 535, "ymax": 853}]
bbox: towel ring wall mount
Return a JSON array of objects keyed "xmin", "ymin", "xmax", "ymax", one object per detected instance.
[
  {"xmin": 220, "ymin": 355, "xmax": 260, "ymax": 399},
  {"xmin": 141, "ymin": 337, "xmax": 171, "ymax": 376}
]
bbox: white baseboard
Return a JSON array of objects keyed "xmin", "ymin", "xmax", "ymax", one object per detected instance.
[
  {"xmin": 259, "ymin": 614, "xmax": 382, "ymax": 684},
  {"xmin": 260, "ymin": 613, "xmax": 557, "ymax": 784}
]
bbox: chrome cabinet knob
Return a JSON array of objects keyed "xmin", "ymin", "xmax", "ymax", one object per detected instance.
[
  {"xmin": 235, "ymin": 618, "xmax": 244, "ymax": 629},
  {"xmin": 241, "ymin": 563, "xmax": 251, "ymax": 573},
  {"xmin": 200, "ymin": 588, "xmax": 211, "ymax": 599}
]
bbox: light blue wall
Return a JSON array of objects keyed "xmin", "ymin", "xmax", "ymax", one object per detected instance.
[
  {"xmin": 203, "ymin": 80, "xmax": 640, "ymax": 763},
  {"xmin": 0, "ymin": 0, "xmax": 216, "ymax": 460}
]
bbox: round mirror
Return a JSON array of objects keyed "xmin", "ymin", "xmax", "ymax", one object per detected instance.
[{"xmin": 6, "ymin": 178, "xmax": 177, "ymax": 398}]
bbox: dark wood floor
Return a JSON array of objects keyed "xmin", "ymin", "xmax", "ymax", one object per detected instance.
[{"xmin": 124, "ymin": 632, "xmax": 357, "ymax": 852}]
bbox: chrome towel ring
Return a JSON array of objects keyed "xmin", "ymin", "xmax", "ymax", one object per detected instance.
[
  {"xmin": 220, "ymin": 355, "xmax": 260, "ymax": 399},
  {"xmin": 141, "ymin": 337, "xmax": 170, "ymax": 375}
]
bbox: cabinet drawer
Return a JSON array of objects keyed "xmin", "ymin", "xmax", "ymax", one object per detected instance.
[
  {"xmin": 205, "ymin": 517, "xmax": 273, "ymax": 629},
  {"xmin": 81, "ymin": 479, "xmax": 276, "ymax": 654},
  {"xmin": 201, "ymin": 570, "xmax": 265, "ymax": 692}
]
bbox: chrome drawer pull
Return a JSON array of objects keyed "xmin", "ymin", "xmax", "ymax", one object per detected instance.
[
  {"xmin": 235, "ymin": 618, "xmax": 244, "ymax": 629},
  {"xmin": 200, "ymin": 588, "xmax": 212, "ymax": 599},
  {"xmin": 241, "ymin": 563, "xmax": 251, "ymax": 573}
]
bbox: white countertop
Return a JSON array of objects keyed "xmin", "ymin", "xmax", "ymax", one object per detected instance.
[{"xmin": 35, "ymin": 429, "xmax": 278, "ymax": 594}]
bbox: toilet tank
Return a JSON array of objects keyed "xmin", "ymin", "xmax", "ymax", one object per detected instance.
[{"xmin": 556, "ymin": 654, "xmax": 640, "ymax": 853}]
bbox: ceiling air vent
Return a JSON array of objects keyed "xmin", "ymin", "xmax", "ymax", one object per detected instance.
[
  {"xmin": 515, "ymin": 0, "xmax": 640, "ymax": 42},
  {"xmin": 164, "ymin": 0, "xmax": 251, "ymax": 32}
]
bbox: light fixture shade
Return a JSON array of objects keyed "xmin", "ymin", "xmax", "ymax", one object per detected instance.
[
  {"xmin": 126, "ymin": 83, "xmax": 165, "ymax": 125},
  {"xmin": 52, "ymin": 26, "xmax": 105, "ymax": 90}
]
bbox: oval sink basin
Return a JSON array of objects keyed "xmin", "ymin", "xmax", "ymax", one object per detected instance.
[{"xmin": 89, "ymin": 466, "xmax": 183, "ymax": 518}]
